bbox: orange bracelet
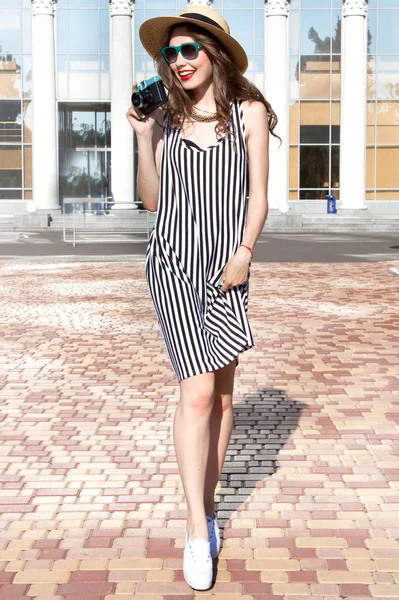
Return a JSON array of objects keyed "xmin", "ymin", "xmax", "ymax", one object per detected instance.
[{"xmin": 240, "ymin": 244, "xmax": 253, "ymax": 259}]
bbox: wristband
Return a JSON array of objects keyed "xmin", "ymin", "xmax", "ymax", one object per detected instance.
[{"xmin": 240, "ymin": 244, "xmax": 253, "ymax": 259}]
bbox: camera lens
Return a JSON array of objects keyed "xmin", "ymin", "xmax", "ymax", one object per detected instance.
[{"xmin": 132, "ymin": 92, "xmax": 144, "ymax": 108}]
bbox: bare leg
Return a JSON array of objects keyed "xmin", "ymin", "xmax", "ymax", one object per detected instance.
[
  {"xmin": 203, "ymin": 358, "xmax": 236, "ymax": 517},
  {"xmin": 174, "ymin": 371, "xmax": 216, "ymax": 540}
]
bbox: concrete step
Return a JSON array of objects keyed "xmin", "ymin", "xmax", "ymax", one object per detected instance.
[
  {"xmin": 49, "ymin": 213, "xmax": 152, "ymax": 233},
  {"xmin": 301, "ymin": 213, "xmax": 399, "ymax": 232},
  {"xmin": 0, "ymin": 216, "xmax": 14, "ymax": 231}
]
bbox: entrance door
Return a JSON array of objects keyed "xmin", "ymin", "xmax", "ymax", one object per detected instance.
[{"xmin": 58, "ymin": 104, "xmax": 111, "ymax": 211}]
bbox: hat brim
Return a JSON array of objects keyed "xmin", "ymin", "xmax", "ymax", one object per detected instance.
[{"xmin": 139, "ymin": 16, "xmax": 248, "ymax": 75}]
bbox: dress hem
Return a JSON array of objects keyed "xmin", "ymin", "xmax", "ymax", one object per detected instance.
[{"xmin": 177, "ymin": 342, "xmax": 255, "ymax": 384}]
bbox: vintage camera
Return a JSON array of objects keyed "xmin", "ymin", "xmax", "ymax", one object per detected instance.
[{"xmin": 131, "ymin": 76, "xmax": 167, "ymax": 116}]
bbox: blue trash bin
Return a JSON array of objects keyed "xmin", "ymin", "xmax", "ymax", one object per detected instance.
[{"xmin": 327, "ymin": 194, "xmax": 337, "ymax": 214}]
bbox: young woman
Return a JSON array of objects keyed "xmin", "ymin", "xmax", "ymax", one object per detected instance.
[{"xmin": 127, "ymin": 4, "xmax": 278, "ymax": 591}]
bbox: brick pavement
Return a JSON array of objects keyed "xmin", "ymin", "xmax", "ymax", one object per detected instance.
[{"xmin": 0, "ymin": 260, "xmax": 398, "ymax": 600}]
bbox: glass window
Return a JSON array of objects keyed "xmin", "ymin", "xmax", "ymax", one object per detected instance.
[
  {"xmin": 224, "ymin": 0, "xmax": 249, "ymax": 8},
  {"xmin": 0, "ymin": 55, "xmax": 21, "ymax": 99},
  {"xmin": 366, "ymin": 147, "xmax": 375, "ymax": 189},
  {"xmin": 290, "ymin": 101, "xmax": 299, "ymax": 144},
  {"xmin": 0, "ymin": 145, "xmax": 22, "ymax": 188},
  {"xmin": 100, "ymin": 55, "xmax": 109, "ymax": 71},
  {"xmin": 301, "ymin": 124, "xmax": 330, "ymax": 144},
  {"xmin": 68, "ymin": 0, "xmax": 98, "ymax": 6},
  {"xmin": 299, "ymin": 189, "xmax": 329, "ymax": 200},
  {"xmin": 302, "ymin": 0, "xmax": 331, "ymax": 8},
  {"xmin": 331, "ymin": 146, "xmax": 339, "ymax": 188},
  {"xmin": 378, "ymin": 10, "xmax": 399, "ymax": 54},
  {"xmin": 23, "ymin": 144, "xmax": 32, "ymax": 188},
  {"xmin": 68, "ymin": 10, "xmax": 99, "ymax": 54},
  {"xmin": 331, "ymin": 101, "xmax": 340, "ymax": 143},
  {"xmin": 300, "ymin": 55, "xmax": 331, "ymax": 100},
  {"xmin": 331, "ymin": 11, "xmax": 341, "ymax": 54},
  {"xmin": 72, "ymin": 110, "xmax": 96, "ymax": 147},
  {"xmin": 331, "ymin": 54, "xmax": 340, "ymax": 99},
  {"xmin": 23, "ymin": 99, "xmax": 31, "ymax": 143},
  {"xmin": 379, "ymin": 0, "xmax": 399, "ymax": 7},
  {"xmin": 135, "ymin": 9, "xmax": 146, "ymax": 55},
  {"xmin": 22, "ymin": 54, "xmax": 32, "ymax": 98},
  {"xmin": 290, "ymin": 10, "xmax": 300, "ymax": 55},
  {"xmin": 69, "ymin": 73, "xmax": 99, "ymax": 99},
  {"xmin": 0, "ymin": 10, "xmax": 21, "ymax": 54},
  {"xmin": 300, "ymin": 101, "xmax": 330, "ymax": 143},
  {"xmin": 300, "ymin": 145, "xmax": 329, "ymax": 189},
  {"xmin": 376, "ymin": 147, "xmax": 399, "ymax": 188},
  {"xmin": 22, "ymin": 55, "xmax": 32, "ymax": 98},
  {"xmin": 142, "ymin": 0, "xmax": 177, "ymax": 8},
  {"xmin": 255, "ymin": 10, "xmax": 264, "ymax": 55},
  {"xmin": 22, "ymin": 9, "xmax": 31, "ymax": 55},
  {"xmin": 100, "ymin": 70, "xmax": 110, "ymax": 99},
  {"xmin": 100, "ymin": 9, "xmax": 109, "ymax": 55},
  {"xmin": 58, "ymin": 55, "xmax": 68, "ymax": 71},
  {"xmin": 0, "ymin": 189, "xmax": 22, "ymax": 199},
  {"xmin": 367, "ymin": 55, "xmax": 376, "ymax": 100},
  {"xmin": 144, "ymin": 8, "xmax": 177, "ymax": 19},
  {"xmin": 376, "ymin": 56, "xmax": 399, "ymax": 100},
  {"xmin": 367, "ymin": 9, "xmax": 377, "ymax": 55},
  {"xmin": 290, "ymin": 146, "xmax": 298, "ymax": 188},
  {"xmin": 300, "ymin": 9, "xmax": 331, "ymax": 55},
  {"xmin": 367, "ymin": 101, "xmax": 376, "ymax": 145},
  {"xmin": 57, "ymin": 9, "xmax": 67, "ymax": 55},
  {"xmin": 290, "ymin": 56, "xmax": 300, "ymax": 101},
  {"xmin": 0, "ymin": 100, "xmax": 22, "ymax": 143},
  {"xmin": 69, "ymin": 55, "xmax": 101, "ymax": 71},
  {"xmin": 376, "ymin": 101, "xmax": 399, "ymax": 145},
  {"xmin": 224, "ymin": 10, "xmax": 254, "ymax": 57}
]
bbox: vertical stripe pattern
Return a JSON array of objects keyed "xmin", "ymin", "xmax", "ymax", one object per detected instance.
[{"xmin": 145, "ymin": 99, "xmax": 254, "ymax": 383}]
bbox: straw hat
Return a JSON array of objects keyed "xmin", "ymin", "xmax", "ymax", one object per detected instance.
[{"xmin": 139, "ymin": 4, "xmax": 248, "ymax": 74}]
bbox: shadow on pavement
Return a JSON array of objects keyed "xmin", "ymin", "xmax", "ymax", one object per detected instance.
[{"xmin": 216, "ymin": 388, "xmax": 306, "ymax": 529}]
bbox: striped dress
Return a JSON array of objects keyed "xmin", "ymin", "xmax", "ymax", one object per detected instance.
[{"xmin": 145, "ymin": 98, "xmax": 254, "ymax": 383}]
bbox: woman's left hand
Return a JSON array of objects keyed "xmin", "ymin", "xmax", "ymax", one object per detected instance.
[{"xmin": 219, "ymin": 246, "xmax": 252, "ymax": 292}]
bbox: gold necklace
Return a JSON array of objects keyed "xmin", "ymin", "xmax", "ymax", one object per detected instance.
[{"xmin": 190, "ymin": 107, "xmax": 218, "ymax": 123}]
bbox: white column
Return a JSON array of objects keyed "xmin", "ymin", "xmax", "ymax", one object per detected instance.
[
  {"xmin": 110, "ymin": 0, "xmax": 136, "ymax": 209},
  {"xmin": 31, "ymin": 0, "xmax": 59, "ymax": 211},
  {"xmin": 264, "ymin": 0, "xmax": 290, "ymax": 213},
  {"xmin": 340, "ymin": 0, "xmax": 368, "ymax": 210}
]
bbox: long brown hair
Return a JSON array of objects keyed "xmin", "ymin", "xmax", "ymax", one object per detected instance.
[{"xmin": 155, "ymin": 23, "xmax": 281, "ymax": 144}]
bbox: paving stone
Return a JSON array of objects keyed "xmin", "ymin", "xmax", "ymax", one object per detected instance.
[{"xmin": 0, "ymin": 260, "xmax": 398, "ymax": 596}]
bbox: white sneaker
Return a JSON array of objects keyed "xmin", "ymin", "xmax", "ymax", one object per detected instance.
[
  {"xmin": 207, "ymin": 513, "xmax": 221, "ymax": 559},
  {"xmin": 183, "ymin": 532, "xmax": 213, "ymax": 590}
]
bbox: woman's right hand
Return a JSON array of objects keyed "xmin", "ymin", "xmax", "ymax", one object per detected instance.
[{"xmin": 126, "ymin": 83, "xmax": 160, "ymax": 137}]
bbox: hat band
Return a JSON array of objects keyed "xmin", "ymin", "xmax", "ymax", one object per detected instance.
[{"xmin": 182, "ymin": 12, "xmax": 225, "ymax": 32}]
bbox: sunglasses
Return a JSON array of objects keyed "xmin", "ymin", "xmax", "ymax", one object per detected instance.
[{"xmin": 161, "ymin": 42, "xmax": 202, "ymax": 64}]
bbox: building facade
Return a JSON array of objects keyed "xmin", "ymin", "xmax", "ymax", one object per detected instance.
[{"xmin": 0, "ymin": 0, "xmax": 398, "ymax": 215}]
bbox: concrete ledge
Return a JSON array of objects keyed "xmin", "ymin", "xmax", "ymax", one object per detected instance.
[
  {"xmin": 264, "ymin": 214, "xmax": 303, "ymax": 229},
  {"xmin": 13, "ymin": 213, "xmax": 52, "ymax": 229}
]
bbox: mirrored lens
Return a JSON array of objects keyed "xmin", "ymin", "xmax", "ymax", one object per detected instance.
[
  {"xmin": 181, "ymin": 43, "xmax": 198, "ymax": 60},
  {"xmin": 164, "ymin": 47, "xmax": 177, "ymax": 63}
]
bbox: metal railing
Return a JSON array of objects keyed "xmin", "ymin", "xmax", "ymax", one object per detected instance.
[{"xmin": 62, "ymin": 198, "xmax": 156, "ymax": 246}]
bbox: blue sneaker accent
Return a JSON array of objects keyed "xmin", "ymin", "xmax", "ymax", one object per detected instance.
[{"xmin": 206, "ymin": 513, "xmax": 221, "ymax": 559}]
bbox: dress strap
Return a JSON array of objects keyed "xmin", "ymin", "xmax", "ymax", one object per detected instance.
[{"xmin": 230, "ymin": 99, "xmax": 247, "ymax": 155}]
